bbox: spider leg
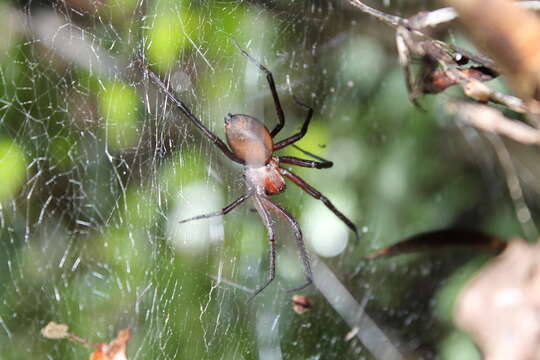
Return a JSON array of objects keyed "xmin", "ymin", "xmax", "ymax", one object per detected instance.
[
  {"xmin": 178, "ymin": 192, "xmax": 252, "ymax": 224},
  {"xmin": 279, "ymin": 155, "xmax": 333, "ymax": 169},
  {"xmin": 278, "ymin": 143, "xmax": 334, "ymax": 169},
  {"xmin": 246, "ymin": 195, "xmax": 277, "ymax": 303},
  {"xmin": 260, "ymin": 197, "xmax": 313, "ymax": 293},
  {"xmin": 291, "ymin": 144, "xmax": 333, "ymax": 164},
  {"xmin": 145, "ymin": 68, "xmax": 244, "ymax": 164},
  {"xmin": 273, "ymin": 96, "xmax": 313, "ymax": 150},
  {"xmin": 231, "ymin": 38, "xmax": 285, "ymax": 138},
  {"xmin": 279, "ymin": 168, "xmax": 360, "ymax": 242}
]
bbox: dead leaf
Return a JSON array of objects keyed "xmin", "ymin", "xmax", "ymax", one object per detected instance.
[
  {"xmin": 455, "ymin": 239, "xmax": 540, "ymax": 360},
  {"xmin": 90, "ymin": 329, "xmax": 130, "ymax": 360},
  {"xmin": 365, "ymin": 229, "xmax": 505, "ymax": 259},
  {"xmin": 422, "ymin": 67, "xmax": 496, "ymax": 94},
  {"xmin": 292, "ymin": 295, "xmax": 313, "ymax": 314},
  {"xmin": 41, "ymin": 322, "xmax": 69, "ymax": 340},
  {"xmin": 41, "ymin": 322, "xmax": 130, "ymax": 359},
  {"xmin": 447, "ymin": 0, "xmax": 540, "ymax": 102}
]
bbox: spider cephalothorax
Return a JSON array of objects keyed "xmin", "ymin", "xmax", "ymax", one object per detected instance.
[
  {"xmin": 245, "ymin": 157, "xmax": 286, "ymax": 196},
  {"xmin": 146, "ymin": 40, "xmax": 359, "ymax": 301}
]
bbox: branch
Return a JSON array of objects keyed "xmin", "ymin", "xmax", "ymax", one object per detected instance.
[
  {"xmin": 446, "ymin": 100, "xmax": 540, "ymax": 145},
  {"xmin": 348, "ymin": 0, "xmax": 403, "ymax": 28}
]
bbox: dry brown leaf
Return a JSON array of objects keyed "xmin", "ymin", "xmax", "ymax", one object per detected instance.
[
  {"xmin": 292, "ymin": 295, "xmax": 313, "ymax": 314},
  {"xmin": 455, "ymin": 239, "xmax": 540, "ymax": 360},
  {"xmin": 41, "ymin": 322, "xmax": 69, "ymax": 340},
  {"xmin": 90, "ymin": 329, "xmax": 130, "ymax": 360},
  {"xmin": 364, "ymin": 229, "xmax": 505, "ymax": 259},
  {"xmin": 423, "ymin": 67, "xmax": 495, "ymax": 94},
  {"xmin": 447, "ymin": 0, "xmax": 540, "ymax": 102},
  {"xmin": 41, "ymin": 322, "xmax": 130, "ymax": 359}
]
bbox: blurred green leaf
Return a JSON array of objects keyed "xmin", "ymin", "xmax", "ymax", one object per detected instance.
[
  {"xmin": 147, "ymin": 11, "xmax": 193, "ymax": 71},
  {"xmin": 0, "ymin": 138, "xmax": 26, "ymax": 202},
  {"xmin": 98, "ymin": 81, "xmax": 139, "ymax": 150},
  {"xmin": 439, "ymin": 330, "xmax": 480, "ymax": 360},
  {"xmin": 49, "ymin": 136, "xmax": 75, "ymax": 169}
]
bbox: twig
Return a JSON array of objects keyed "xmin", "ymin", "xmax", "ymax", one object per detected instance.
[
  {"xmin": 487, "ymin": 136, "xmax": 538, "ymax": 240},
  {"xmin": 312, "ymin": 257, "xmax": 404, "ymax": 360},
  {"xmin": 407, "ymin": 2, "xmax": 540, "ymax": 29},
  {"xmin": 348, "ymin": 0, "xmax": 533, "ymax": 115},
  {"xmin": 349, "ymin": 0, "xmax": 540, "ymax": 30},
  {"xmin": 460, "ymin": 79, "xmax": 527, "ymax": 114},
  {"xmin": 446, "ymin": 100, "xmax": 540, "ymax": 145},
  {"xmin": 348, "ymin": 0, "xmax": 403, "ymax": 28}
]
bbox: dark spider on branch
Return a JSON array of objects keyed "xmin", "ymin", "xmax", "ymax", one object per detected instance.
[{"xmin": 144, "ymin": 40, "xmax": 359, "ymax": 302}]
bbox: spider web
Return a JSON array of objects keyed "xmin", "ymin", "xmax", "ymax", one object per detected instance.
[{"xmin": 0, "ymin": 0, "xmax": 528, "ymax": 359}]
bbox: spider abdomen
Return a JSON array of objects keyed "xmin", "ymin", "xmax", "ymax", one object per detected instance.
[{"xmin": 225, "ymin": 114, "xmax": 273, "ymax": 165}]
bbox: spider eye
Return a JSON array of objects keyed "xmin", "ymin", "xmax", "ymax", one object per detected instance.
[{"xmin": 224, "ymin": 113, "xmax": 233, "ymax": 123}]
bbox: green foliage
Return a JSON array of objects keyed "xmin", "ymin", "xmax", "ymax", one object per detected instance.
[
  {"xmin": 146, "ymin": 11, "xmax": 192, "ymax": 71},
  {"xmin": 439, "ymin": 331, "xmax": 481, "ymax": 360},
  {"xmin": 0, "ymin": 0, "xmax": 526, "ymax": 359},
  {"xmin": 99, "ymin": 81, "xmax": 139, "ymax": 150},
  {"xmin": 0, "ymin": 139, "xmax": 26, "ymax": 202}
]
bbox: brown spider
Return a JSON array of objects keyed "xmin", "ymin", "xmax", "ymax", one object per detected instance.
[{"xmin": 145, "ymin": 40, "xmax": 359, "ymax": 301}]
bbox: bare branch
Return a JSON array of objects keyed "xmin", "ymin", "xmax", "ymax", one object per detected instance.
[
  {"xmin": 487, "ymin": 136, "xmax": 538, "ymax": 239},
  {"xmin": 461, "ymin": 80, "xmax": 527, "ymax": 113},
  {"xmin": 446, "ymin": 0, "xmax": 540, "ymax": 102},
  {"xmin": 348, "ymin": 0, "xmax": 403, "ymax": 28},
  {"xmin": 348, "ymin": 0, "xmax": 540, "ymax": 30},
  {"xmin": 446, "ymin": 100, "xmax": 540, "ymax": 145},
  {"xmin": 349, "ymin": 0, "xmax": 533, "ymax": 116},
  {"xmin": 312, "ymin": 257, "xmax": 404, "ymax": 360}
]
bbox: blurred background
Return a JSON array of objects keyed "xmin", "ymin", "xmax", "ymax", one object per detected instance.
[{"xmin": 0, "ymin": 0, "xmax": 532, "ymax": 358}]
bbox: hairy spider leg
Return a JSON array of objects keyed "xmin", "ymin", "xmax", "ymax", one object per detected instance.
[
  {"xmin": 231, "ymin": 38, "xmax": 286, "ymax": 138},
  {"xmin": 272, "ymin": 95, "xmax": 334, "ymax": 168},
  {"xmin": 261, "ymin": 197, "xmax": 313, "ymax": 293},
  {"xmin": 178, "ymin": 192, "xmax": 252, "ymax": 224},
  {"xmin": 279, "ymin": 167, "xmax": 360, "ymax": 242},
  {"xmin": 273, "ymin": 96, "xmax": 314, "ymax": 150},
  {"xmin": 291, "ymin": 144, "xmax": 334, "ymax": 165},
  {"xmin": 264, "ymin": 88, "xmax": 333, "ymax": 168},
  {"xmin": 246, "ymin": 195, "xmax": 277, "ymax": 303},
  {"xmin": 145, "ymin": 69, "xmax": 244, "ymax": 164},
  {"xmin": 279, "ymin": 155, "xmax": 333, "ymax": 169}
]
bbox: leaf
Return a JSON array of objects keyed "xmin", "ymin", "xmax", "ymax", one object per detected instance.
[
  {"xmin": 41, "ymin": 322, "xmax": 130, "ymax": 359},
  {"xmin": 447, "ymin": 0, "xmax": 540, "ymax": 102},
  {"xmin": 455, "ymin": 239, "xmax": 540, "ymax": 359},
  {"xmin": 292, "ymin": 295, "xmax": 313, "ymax": 315},
  {"xmin": 365, "ymin": 229, "xmax": 506, "ymax": 259},
  {"xmin": 90, "ymin": 329, "xmax": 131, "ymax": 360},
  {"xmin": 422, "ymin": 67, "xmax": 496, "ymax": 95},
  {"xmin": 41, "ymin": 322, "xmax": 69, "ymax": 340}
]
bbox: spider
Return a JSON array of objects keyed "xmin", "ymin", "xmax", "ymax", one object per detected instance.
[{"xmin": 145, "ymin": 40, "xmax": 359, "ymax": 301}]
